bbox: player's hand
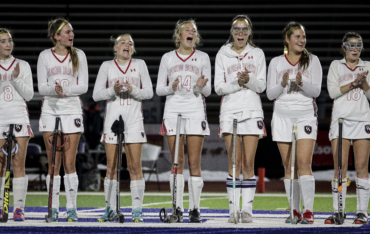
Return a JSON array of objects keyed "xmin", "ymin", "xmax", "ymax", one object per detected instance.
[
  {"xmin": 196, "ymin": 75, "xmax": 208, "ymax": 88},
  {"xmin": 281, "ymin": 71, "xmax": 289, "ymax": 88},
  {"xmin": 123, "ymin": 81, "xmax": 132, "ymax": 93},
  {"xmin": 295, "ymin": 71, "xmax": 302, "ymax": 85},
  {"xmin": 237, "ymin": 68, "xmax": 250, "ymax": 85},
  {"xmin": 114, "ymin": 80, "xmax": 124, "ymax": 93},
  {"xmin": 55, "ymin": 81, "xmax": 66, "ymax": 98},
  {"xmin": 172, "ymin": 78, "xmax": 179, "ymax": 91},
  {"xmin": 354, "ymin": 71, "xmax": 368, "ymax": 88},
  {"xmin": 12, "ymin": 62, "xmax": 20, "ymax": 79}
]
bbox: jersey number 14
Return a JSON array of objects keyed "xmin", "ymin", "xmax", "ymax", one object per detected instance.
[{"xmin": 177, "ymin": 75, "xmax": 192, "ymax": 91}]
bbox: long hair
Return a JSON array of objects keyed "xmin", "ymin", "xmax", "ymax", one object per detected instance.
[
  {"xmin": 110, "ymin": 33, "xmax": 136, "ymax": 59},
  {"xmin": 225, "ymin": 14, "xmax": 257, "ymax": 48},
  {"xmin": 283, "ymin": 21, "xmax": 311, "ymax": 70},
  {"xmin": 172, "ymin": 19, "xmax": 202, "ymax": 48},
  {"xmin": 340, "ymin": 32, "xmax": 363, "ymax": 56},
  {"xmin": 48, "ymin": 17, "xmax": 79, "ymax": 74}
]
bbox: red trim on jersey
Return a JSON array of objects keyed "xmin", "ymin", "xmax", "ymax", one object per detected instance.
[
  {"xmin": 0, "ymin": 58, "xmax": 16, "ymax": 71},
  {"xmin": 313, "ymin": 97, "xmax": 318, "ymax": 117},
  {"xmin": 344, "ymin": 63, "xmax": 359, "ymax": 72},
  {"xmin": 175, "ymin": 50, "xmax": 196, "ymax": 62},
  {"xmin": 160, "ymin": 119, "xmax": 167, "ymax": 135},
  {"xmin": 237, "ymin": 53, "xmax": 248, "ymax": 61},
  {"xmin": 285, "ymin": 54, "xmax": 299, "ymax": 67},
  {"xmin": 114, "ymin": 59, "xmax": 132, "ymax": 74},
  {"xmin": 51, "ymin": 48, "xmax": 69, "ymax": 63},
  {"xmin": 262, "ymin": 122, "xmax": 267, "ymax": 138},
  {"xmin": 202, "ymin": 94, "xmax": 207, "ymax": 121},
  {"xmin": 102, "ymin": 101, "xmax": 108, "ymax": 138}
]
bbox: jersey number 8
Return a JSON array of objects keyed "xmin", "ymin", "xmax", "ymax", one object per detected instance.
[{"xmin": 4, "ymin": 86, "xmax": 13, "ymax": 102}]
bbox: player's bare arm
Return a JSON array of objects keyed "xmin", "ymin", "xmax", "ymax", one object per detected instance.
[
  {"xmin": 54, "ymin": 81, "xmax": 66, "ymax": 98},
  {"xmin": 196, "ymin": 75, "xmax": 208, "ymax": 88},
  {"xmin": 114, "ymin": 80, "xmax": 124, "ymax": 94},
  {"xmin": 295, "ymin": 71, "xmax": 302, "ymax": 85},
  {"xmin": 172, "ymin": 77, "xmax": 179, "ymax": 91},
  {"xmin": 11, "ymin": 62, "xmax": 20, "ymax": 78},
  {"xmin": 281, "ymin": 71, "xmax": 289, "ymax": 87}
]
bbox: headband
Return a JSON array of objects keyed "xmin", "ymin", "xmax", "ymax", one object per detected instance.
[
  {"xmin": 55, "ymin": 21, "xmax": 69, "ymax": 36},
  {"xmin": 285, "ymin": 25, "xmax": 305, "ymax": 38},
  {"xmin": 232, "ymin": 18, "xmax": 249, "ymax": 27}
]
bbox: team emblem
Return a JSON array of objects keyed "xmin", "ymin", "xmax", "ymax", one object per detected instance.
[
  {"xmin": 74, "ymin": 118, "xmax": 81, "ymax": 128},
  {"xmin": 201, "ymin": 121, "xmax": 206, "ymax": 131},
  {"xmin": 14, "ymin": 125, "xmax": 22, "ymax": 132},
  {"xmin": 304, "ymin": 125, "xmax": 312, "ymax": 134},
  {"xmin": 365, "ymin": 125, "xmax": 370, "ymax": 134},
  {"xmin": 257, "ymin": 121, "xmax": 264, "ymax": 130},
  {"xmin": 141, "ymin": 132, "xmax": 145, "ymax": 138}
]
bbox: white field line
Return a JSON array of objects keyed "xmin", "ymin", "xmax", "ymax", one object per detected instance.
[{"xmin": 23, "ymin": 192, "xmax": 357, "ymax": 198}]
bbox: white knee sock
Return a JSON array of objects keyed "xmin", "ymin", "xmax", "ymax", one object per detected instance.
[
  {"xmin": 356, "ymin": 178, "xmax": 370, "ymax": 216},
  {"xmin": 284, "ymin": 179, "xmax": 301, "ymax": 212},
  {"xmin": 242, "ymin": 176, "xmax": 256, "ymax": 215},
  {"xmin": 332, "ymin": 177, "xmax": 347, "ymax": 213},
  {"xmin": 189, "ymin": 176, "xmax": 204, "ymax": 211},
  {"xmin": 109, "ymin": 180, "xmax": 117, "ymax": 211},
  {"xmin": 104, "ymin": 177, "xmax": 113, "ymax": 207},
  {"xmin": 188, "ymin": 177, "xmax": 193, "ymax": 211},
  {"xmin": 130, "ymin": 178, "xmax": 145, "ymax": 210},
  {"xmin": 46, "ymin": 175, "xmax": 61, "ymax": 210},
  {"xmin": 299, "ymin": 175, "xmax": 315, "ymax": 212},
  {"xmin": 64, "ymin": 172, "xmax": 79, "ymax": 210},
  {"xmin": 170, "ymin": 174, "xmax": 184, "ymax": 212},
  {"xmin": 13, "ymin": 176, "xmax": 28, "ymax": 212},
  {"xmin": 227, "ymin": 175, "xmax": 241, "ymax": 215},
  {"xmin": 0, "ymin": 177, "xmax": 5, "ymax": 204}
]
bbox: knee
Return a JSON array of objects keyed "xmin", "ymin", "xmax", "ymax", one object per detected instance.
[
  {"xmin": 128, "ymin": 165, "xmax": 141, "ymax": 177},
  {"xmin": 242, "ymin": 162, "xmax": 254, "ymax": 174},
  {"xmin": 63, "ymin": 161, "xmax": 76, "ymax": 174},
  {"xmin": 106, "ymin": 167, "xmax": 117, "ymax": 178}
]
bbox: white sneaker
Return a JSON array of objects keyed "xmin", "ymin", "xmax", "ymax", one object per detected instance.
[
  {"xmin": 228, "ymin": 211, "xmax": 240, "ymax": 223},
  {"xmin": 241, "ymin": 211, "xmax": 253, "ymax": 223}
]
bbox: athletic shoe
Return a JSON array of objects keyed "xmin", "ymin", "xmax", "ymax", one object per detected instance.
[
  {"xmin": 65, "ymin": 208, "xmax": 78, "ymax": 222},
  {"xmin": 13, "ymin": 208, "xmax": 25, "ymax": 221},
  {"xmin": 285, "ymin": 209, "xmax": 302, "ymax": 223},
  {"xmin": 324, "ymin": 213, "xmax": 346, "ymax": 224},
  {"xmin": 353, "ymin": 213, "xmax": 368, "ymax": 225},
  {"xmin": 301, "ymin": 210, "xmax": 314, "ymax": 224},
  {"xmin": 98, "ymin": 206, "xmax": 115, "ymax": 222},
  {"xmin": 189, "ymin": 208, "xmax": 202, "ymax": 223},
  {"xmin": 52, "ymin": 208, "xmax": 59, "ymax": 222},
  {"xmin": 228, "ymin": 210, "xmax": 240, "ymax": 223},
  {"xmin": 176, "ymin": 209, "xmax": 183, "ymax": 223},
  {"xmin": 241, "ymin": 211, "xmax": 253, "ymax": 223},
  {"xmin": 132, "ymin": 207, "xmax": 144, "ymax": 223}
]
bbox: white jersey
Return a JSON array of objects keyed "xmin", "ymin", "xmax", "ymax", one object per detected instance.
[
  {"xmin": 37, "ymin": 48, "xmax": 88, "ymax": 115},
  {"xmin": 93, "ymin": 59, "xmax": 153, "ymax": 127},
  {"xmin": 327, "ymin": 58, "xmax": 370, "ymax": 128},
  {"xmin": 0, "ymin": 56, "xmax": 33, "ymax": 125},
  {"xmin": 267, "ymin": 54, "xmax": 322, "ymax": 118},
  {"xmin": 156, "ymin": 50, "xmax": 211, "ymax": 119},
  {"xmin": 214, "ymin": 43, "xmax": 266, "ymax": 122}
]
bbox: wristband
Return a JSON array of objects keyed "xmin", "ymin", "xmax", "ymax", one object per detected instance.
[
  {"xmin": 298, "ymin": 81, "xmax": 303, "ymax": 86},
  {"xmin": 349, "ymin": 82, "xmax": 355, "ymax": 89}
]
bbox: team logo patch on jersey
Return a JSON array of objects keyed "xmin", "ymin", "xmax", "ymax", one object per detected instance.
[
  {"xmin": 365, "ymin": 125, "xmax": 370, "ymax": 134},
  {"xmin": 14, "ymin": 125, "xmax": 22, "ymax": 132},
  {"xmin": 304, "ymin": 125, "xmax": 312, "ymax": 134},
  {"xmin": 141, "ymin": 132, "xmax": 145, "ymax": 138},
  {"xmin": 257, "ymin": 121, "xmax": 264, "ymax": 130},
  {"xmin": 201, "ymin": 121, "xmax": 206, "ymax": 131},
  {"xmin": 74, "ymin": 118, "xmax": 81, "ymax": 128}
]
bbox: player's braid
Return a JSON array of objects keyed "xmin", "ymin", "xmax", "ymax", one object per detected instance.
[
  {"xmin": 283, "ymin": 21, "xmax": 311, "ymax": 71},
  {"xmin": 48, "ymin": 18, "xmax": 79, "ymax": 74}
]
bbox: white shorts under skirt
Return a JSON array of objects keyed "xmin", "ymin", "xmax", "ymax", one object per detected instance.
[
  {"xmin": 39, "ymin": 114, "xmax": 84, "ymax": 134},
  {"xmin": 0, "ymin": 124, "xmax": 34, "ymax": 140},
  {"xmin": 218, "ymin": 117, "xmax": 266, "ymax": 139},
  {"xmin": 271, "ymin": 114, "xmax": 317, "ymax": 142},
  {"xmin": 329, "ymin": 119, "xmax": 370, "ymax": 141},
  {"xmin": 160, "ymin": 118, "xmax": 210, "ymax": 136},
  {"xmin": 101, "ymin": 119, "xmax": 147, "ymax": 144}
]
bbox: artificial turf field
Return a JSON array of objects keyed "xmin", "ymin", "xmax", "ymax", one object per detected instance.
[{"xmin": 1, "ymin": 192, "xmax": 370, "ymax": 233}]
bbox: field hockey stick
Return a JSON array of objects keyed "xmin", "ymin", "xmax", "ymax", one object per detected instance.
[
  {"xmin": 0, "ymin": 125, "xmax": 18, "ymax": 223},
  {"xmin": 232, "ymin": 119, "xmax": 238, "ymax": 224},
  {"xmin": 289, "ymin": 123, "xmax": 298, "ymax": 224},
  {"xmin": 45, "ymin": 117, "xmax": 61, "ymax": 223},
  {"xmin": 160, "ymin": 114, "xmax": 182, "ymax": 223},
  {"xmin": 108, "ymin": 115, "xmax": 125, "ymax": 223},
  {"xmin": 334, "ymin": 118, "xmax": 344, "ymax": 225}
]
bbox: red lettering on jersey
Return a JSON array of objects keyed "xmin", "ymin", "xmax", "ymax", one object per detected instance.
[
  {"xmin": 169, "ymin": 65, "xmax": 184, "ymax": 76},
  {"xmin": 47, "ymin": 66, "xmax": 62, "ymax": 76},
  {"xmin": 109, "ymin": 137, "xmax": 113, "ymax": 140},
  {"xmin": 242, "ymin": 63, "xmax": 256, "ymax": 73},
  {"xmin": 185, "ymin": 64, "xmax": 199, "ymax": 75},
  {"xmin": 0, "ymin": 73, "xmax": 12, "ymax": 81},
  {"xmin": 227, "ymin": 64, "xmax": 240, "ymax": 75},
  {"xmin": 339, "ymin": 73, "xmax": 354, "ymax": 85},
  {"xmin": 63, "ymin": 66, "xmax": 73, "ymax": 76}
]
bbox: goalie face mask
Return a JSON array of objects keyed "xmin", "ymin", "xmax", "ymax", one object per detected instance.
[{"xmin": 343, "ymin": 41, "xmax": 363, "ymax": 51}]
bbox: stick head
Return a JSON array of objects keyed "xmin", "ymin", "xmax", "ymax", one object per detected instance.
[{"xmin": 45, "ymin": 215, "xmax": 52, "ymax": 223}]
